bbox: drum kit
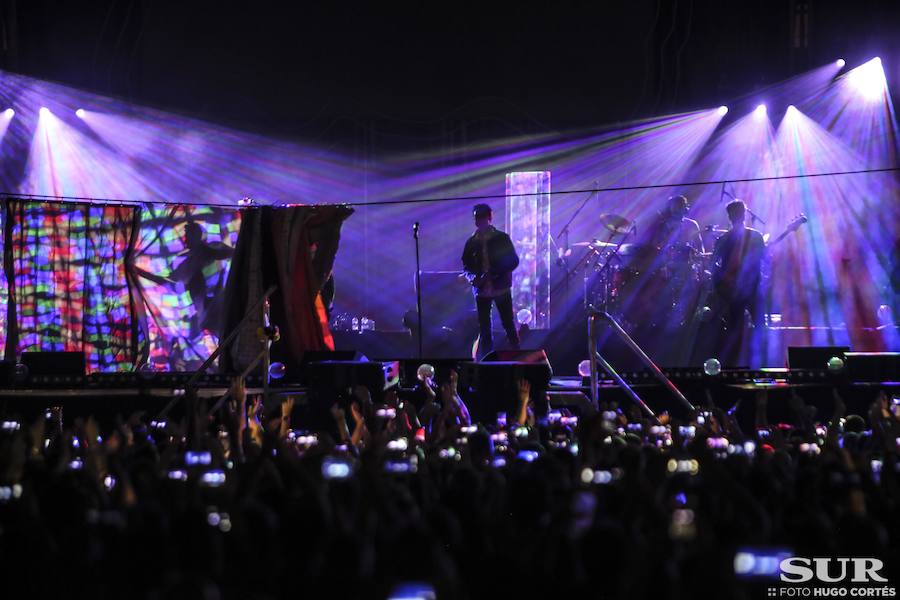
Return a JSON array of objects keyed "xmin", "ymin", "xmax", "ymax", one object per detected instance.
[{"xmin": 576, "ymin": 214, "xmax": 714, "ymax": 328}]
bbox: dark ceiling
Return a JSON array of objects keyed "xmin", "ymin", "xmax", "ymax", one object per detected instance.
[{"xmin": 3, "ymin": 0, "xmax": 898, "ymax": 150}]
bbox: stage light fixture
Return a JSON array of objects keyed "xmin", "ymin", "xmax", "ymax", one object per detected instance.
[
  {"xmin": 39, "ymin": 107, "xmax": 49, "ymax": 116},
  {"xmin": 3, "ymin": 108, "xmax": 13, "ymax": 118},
  {"xmin": 847, "ymin": 57, "xmax": 886, "ymax": 100},
  {"xmin": 75, "ymin": 109, "xmax": 86, "ymax": 118},
  {"xmin": 717, "ymin": 105, "xmax": 728, "ymax": 116},
  {"xmin": 753, "ymin": 104, "xmax": 767, "ymax": 120},
  {"xmin": 836, "ymin": 58, "xmax": 845, "ymax": 68}
]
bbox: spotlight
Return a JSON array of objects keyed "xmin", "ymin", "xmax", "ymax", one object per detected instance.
[
  {"xmin": 847, "ymin": 57, "xmax": 886, "ymax": 100},
  {"xmin": 3, "ymin": 108, "xmax": 13, "ymax": 118},
  {"xmin": 836, "ymin": 58, "xmax": 846, "ymax": 68},
  {"xmin": 754, "ymin": 104, "xmax": 767, "ymax": 119},
  {"xmin": 717, "ymin": 105, "xmax": 728, "ymax": 116},
  {"xmin": 75, "ymin": 108, "xmax": 85, "ymax": 119},
  {"xmin": 39, "ymin": 107, "xmax": 49, "ymax": 116},
  {"xmin": 786, "ymin": 104, "xmax": 796, "ymax": 112}
]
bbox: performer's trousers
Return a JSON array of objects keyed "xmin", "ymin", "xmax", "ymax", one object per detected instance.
[
  {"xmin": 720, "ymin": 291, "xmax": 764, "ymax": 367},
  {"xmin": 476, "ymin": 291, "xmax": 520, "ymax": 358}
]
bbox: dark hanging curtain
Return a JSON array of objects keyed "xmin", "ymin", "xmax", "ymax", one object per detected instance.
[{"xmin": 220, "ymin": 205, "xmax": 353, "ymax": 374}]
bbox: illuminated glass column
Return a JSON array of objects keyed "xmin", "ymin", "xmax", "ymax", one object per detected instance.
[{"xmin": 505, "ymin": 171, "xmax": 551, "ymax": 329}]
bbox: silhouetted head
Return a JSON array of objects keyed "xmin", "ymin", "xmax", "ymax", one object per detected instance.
[
  {"xmin": 726, "ymin": 199, "xmax": 747, "ymax": 227},
  {"xmin": 473, "ymin": 204, "xmax": 493, "ymax": 231}
]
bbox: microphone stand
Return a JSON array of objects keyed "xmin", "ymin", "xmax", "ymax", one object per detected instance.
[
  {"xmin": 554, "ymin": 182, "xmax": 599, "ymax": 306},
  {"xmin": 413, "ymin": 222, "xmax": 423, "ymax": 358}
]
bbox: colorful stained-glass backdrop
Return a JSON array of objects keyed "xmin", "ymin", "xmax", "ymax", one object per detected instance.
[
  {"xmin": 0, "ymin": 199, "xmax": 241, "ymax": 372},
  {"xmin": 131, "ymin": 204, "xmax": 241, "ymax": 371},
  {"xmin": 5, "ymin": 200, "xmax": 136, "ymax": 370}
]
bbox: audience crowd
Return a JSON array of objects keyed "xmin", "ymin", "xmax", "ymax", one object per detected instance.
[{"xmin": 1, "ymin": 371, "xmax": 898, "ymax": 599}]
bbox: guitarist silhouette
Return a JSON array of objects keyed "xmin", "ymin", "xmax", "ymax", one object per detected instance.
[
  {"xmin": 712, "ymin": 200, "xmax": 767, "ymax": 365},
  {"xmin": 461, "ymin": 204, "xmax": 520, "ymax": 358}
]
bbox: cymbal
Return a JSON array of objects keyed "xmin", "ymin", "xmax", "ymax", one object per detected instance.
[
  {"xmin": 599, "ymin": 213, "xmax": 633, "ymax": 235},
  {"xmin": 572, "ymin": 239, "xmax": 617, "ymax": 249},
  {"xmin": 617, "ymin": 243, "xmax": 642, "ymax": 255}
]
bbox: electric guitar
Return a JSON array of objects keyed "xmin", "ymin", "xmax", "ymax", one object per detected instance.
[
  {"xmin": 712, "ymin": 214, "xmax": 807, "ymax": 301},
  {"xmin": 463, "ymin": 271, "xmax": 489, "ymax": 291},
  {"xmin": 766, "ymin": 214, "xmax": 808, "ymax": 249}
]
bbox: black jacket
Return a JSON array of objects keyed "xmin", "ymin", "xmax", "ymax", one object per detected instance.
[{"xmin": 461, "ymin": 226, "xmax": 519, "ymax": 291}]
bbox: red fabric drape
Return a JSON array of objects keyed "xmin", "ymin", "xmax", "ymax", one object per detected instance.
[{"xmin": 220, "ymin": 205, "xmax": 352, "ymax": 374}]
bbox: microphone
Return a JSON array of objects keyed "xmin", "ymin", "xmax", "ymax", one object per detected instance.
[{"xmin": 413, "ymin": 221, "xmax": 420, "ymax": 238}]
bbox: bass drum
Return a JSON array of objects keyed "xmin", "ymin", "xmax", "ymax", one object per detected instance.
[
  {"xmin": 583, "ymin": 261, "xmax": 640, "ymax": 316},
  {"xmin": 620, "ymin": 252, "xmax": 707, "ymax": 329}
]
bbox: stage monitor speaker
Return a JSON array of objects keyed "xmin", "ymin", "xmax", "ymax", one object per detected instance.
[
  {"xmin": 300, "ymin": 350, "xmax": 367, "ymax": 364},
  {"xmin": 22, "ymin": 351, "xmax": 86, "ymax": 376},
  {"xmin": 482, "ymin": 348, "xmax": 551, "ymax": 368},
  {"xmin": 21, "ymin": 351, "xmax": 85, "ymax": 386},
  {"xmin": 0, "ymin": 361, "xmax": 14, "ymax": 386},
  {"xmin": 844, "ymin": 352, "xmax": 900, "ymax": 382},
  {"xmin": 788, "ymin": 346, "xmax": 850, "ymax": 370},
  {"xmin": 306, "ymin": 360, "xmax": 384, "ymax": 398},
  {"xmin": 296, "ymin": 350, "xmax": 368, "ymax": 384},
  {"xmin": 459, "ymin": 358, "xmax": 553, "ymax": 423}
]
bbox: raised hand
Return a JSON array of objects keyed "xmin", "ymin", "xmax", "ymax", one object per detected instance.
[
  {"xmin": 517, "ymin": 378, "xmax": 531, "ymax": 404},
  {"xmin": 247, "ymin": 397, "xmax": 264, "ymax": 446},
  {"xmin": 421, "ymin": 377, "xmax": 437, "ymax": 404},
  {"xmin": 515, "ymin": 379, "xmax": 532, "ymax": 426},
  {"xmin": 350, "ymin": 401, "xmax": 365, "ymax": 426},
  {"xmin": 449, "ymin": 369, "xmax": 459, "ymax": 396},
  {"xmin": 280, "ymin": 396, "xmax": 295, "ymax": 437}
]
